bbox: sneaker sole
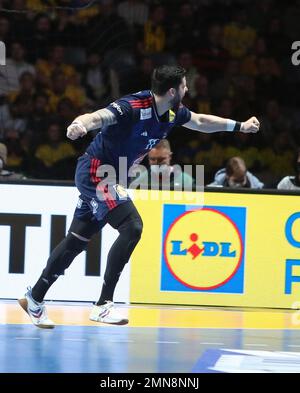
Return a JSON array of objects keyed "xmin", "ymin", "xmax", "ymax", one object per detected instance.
[
  {"xmin": 89, "ymin": 317, "xmax": 129, "ymax": 326},
  {"xmin": 18, "ymin": 298, "xmax": 55, "ymax": 329},
  {"xmin": 112, "ymin": 319, "xmax": 129, "ymax": 326}
]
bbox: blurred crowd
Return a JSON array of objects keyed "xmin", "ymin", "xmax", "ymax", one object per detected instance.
[{"xmin": 0, "ymin": 0, "xmax": 300, "ymax": 188}]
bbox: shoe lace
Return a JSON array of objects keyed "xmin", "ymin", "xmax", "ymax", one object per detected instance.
[
  {"xmin": 27, "ymin": 287, "xmax": 47, "ymax": 319},
  {"xmin": 27, "ymin": 286, "xmax": 45, "ymax": 305}
]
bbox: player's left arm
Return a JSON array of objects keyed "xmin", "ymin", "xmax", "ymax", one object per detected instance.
[
  {"xmin": 66, "ymin": 98, "xmax": 133, "ymax": 140},
  {"xmin": 182, "ymin": 111, "xmax": 260, "ymax": 134}
]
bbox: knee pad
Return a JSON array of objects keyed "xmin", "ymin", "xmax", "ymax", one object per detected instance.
[{"xmin": 119, "ymin": 216, "xmax": 143, "ymax": 241}]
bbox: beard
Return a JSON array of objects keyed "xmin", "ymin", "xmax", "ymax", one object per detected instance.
[{"xmin": 170, "ymin": 92, "xmax": 181, "ymax": 112}]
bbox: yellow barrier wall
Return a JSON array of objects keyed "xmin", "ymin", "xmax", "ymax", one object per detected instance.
[{"xmin": 130, "ymin": 190, "xmax": 300, "ymax": 309}]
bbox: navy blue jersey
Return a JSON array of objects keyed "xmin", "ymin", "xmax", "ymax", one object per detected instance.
[{"xmin": 86, "ymin": 90, "xmax": 191, "ymax": 172}]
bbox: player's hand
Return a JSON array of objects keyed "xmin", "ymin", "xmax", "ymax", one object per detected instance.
[
  {"xmin": 67, "ymin": 121, "xmax": 87, "ymax": 140},
  {"xmin": 240, "ymin": 117, "xmax": 260, "ymax": 134}
]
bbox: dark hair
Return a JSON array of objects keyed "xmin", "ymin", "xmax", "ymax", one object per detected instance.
[
  {"xmin": 226, "ymin": 157, "xmax": 246, "ymax": 176},
  {"xmin": 151, "ymin": 65, "xmax": 186, "ymax": 95}
]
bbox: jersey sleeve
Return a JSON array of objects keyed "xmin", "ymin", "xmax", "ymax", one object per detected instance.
[
  {"xmin": 106, "ymin": 98, "xmax": 133, "ymax": 126},
  {"xmin": 175, "ymin": 105, "xmax": 192, "ymax": 126}
]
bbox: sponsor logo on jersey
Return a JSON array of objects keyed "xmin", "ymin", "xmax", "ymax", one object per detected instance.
[
  {"xmin": 111, "ymin": 102, "xmax": 123, "ymax": 115},
  {"xmin": 146, "ymin": 139, "xmax": 159, "ymax": 150},
  {"xmin": 140, "ymin": 108, "xmax": 152, "ymax": 120}
]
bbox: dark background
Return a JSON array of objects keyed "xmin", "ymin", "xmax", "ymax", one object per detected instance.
[{"xmin": 0, "ymin": 0, "xmax": 299, "ymax": 187}]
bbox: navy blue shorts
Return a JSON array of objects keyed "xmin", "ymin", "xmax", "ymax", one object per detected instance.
[{"xmin": 74, "ymin": 153, "xmax": 131, "ymax": 222}]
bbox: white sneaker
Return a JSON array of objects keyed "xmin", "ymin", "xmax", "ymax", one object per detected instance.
[
  {"xmin": 18, "ymin": 287, "xmax": 55, "ymax": 329},
  {"xmin": 89, "ymin": 301, "xmax": 128, "ymax": 325}
]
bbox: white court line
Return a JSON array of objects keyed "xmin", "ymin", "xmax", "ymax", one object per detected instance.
[
  {"xmin": 15, "ymin": 337, "xmax": 40, "ymax": 340},
  {"xmin": 63, "ymin": 338, "xmax": 87, "ymax": 342},
  {"xmin": 244, "ymin": 343, "xmax": 268, "ymax": 347},
  {"xmin": 155, "ymin": 341, "xmax": 180, "ymax": 344},
  {"xmin": 109, "ymin": 340, "xmax": 134, "ymax": 343},
  {"xmin": 200, "ymin": 342, "xmax": 225, "ymax": 345},
  {"xmin": 288, "ymin": 345, "xmax": 300, "ymax": 348}
]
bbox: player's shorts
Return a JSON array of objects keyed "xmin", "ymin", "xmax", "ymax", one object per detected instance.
[{"xmin": 74, "ymin": 153, "xmax": 132, "ymax": 222}]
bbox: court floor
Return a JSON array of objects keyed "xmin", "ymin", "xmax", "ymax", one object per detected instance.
[{"xmin": 1, "ymin": 300, "xmax": 300, "ymax": 373}]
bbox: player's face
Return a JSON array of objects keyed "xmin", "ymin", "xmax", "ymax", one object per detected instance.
[
  {"xmin": 178, "ymin": 77, "xmax": 188, "ymax": 100},
  {"xmin": 170, "ymin": 77, "xmax": 188, "ymax": 110}
]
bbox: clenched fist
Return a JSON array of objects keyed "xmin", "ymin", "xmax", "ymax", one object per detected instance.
[
  {"xmin": 241, "ymin": 117, "xmax": 260, "ymax": 134},
  {"xmin": 66, "ymin": 121, "xmax": 87, "ymax": 140}
]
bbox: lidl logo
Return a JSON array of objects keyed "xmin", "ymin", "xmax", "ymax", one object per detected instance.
[{"xmin": 161, "ymin": 204, "xmax": 246, "ymax": 293}]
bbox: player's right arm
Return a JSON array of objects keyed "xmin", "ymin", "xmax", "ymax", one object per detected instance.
[{"xmin": 66, "ymin": 108, "xmax": 117, "ymax": 140}]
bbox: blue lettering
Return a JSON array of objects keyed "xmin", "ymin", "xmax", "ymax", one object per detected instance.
[
  {"xmin": 171, "ymin": 241, "xmax": 187, "ymax": 256},
  {"xmin": 202, "ymin": 242, "xmax": 219, "ymax": 256},
  {"xmin": 220, "ymin": 242, "xmax": 236, "ymax": 257},
  {"xmin": 285, "ymin": 213, "xmax": 300, "ymax": 248},
  {"xmin": 285, "ymin": 259, "xmax": 300, "ymax": 294}
]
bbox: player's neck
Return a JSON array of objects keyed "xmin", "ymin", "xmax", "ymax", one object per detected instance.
[{"xmin": 153, "ymin": 94, "xmax": 171, "ymax": 117}]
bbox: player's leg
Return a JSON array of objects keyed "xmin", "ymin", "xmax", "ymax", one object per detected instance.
[
  {"xmin": 98, "ymin": 201, "xmax": 143, "ymax": 304},
  {"xmin": 89, "ymin": 200, "xmax": 143, "ymax": 325},
  {"xmin": 31, "ymin": 217, "xmax": 98, "ymax": 301},
  {"xmin": 18, "ymin": 200, "xmax": 101, "ymax": 329}
]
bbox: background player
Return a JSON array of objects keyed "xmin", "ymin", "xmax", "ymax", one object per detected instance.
[{"xmin": 18, "ymin": 65, "xmax": 259, "ymax": 328}]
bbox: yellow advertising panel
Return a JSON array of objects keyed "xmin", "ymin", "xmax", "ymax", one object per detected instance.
[{"xmin": 130, "ymin": 190, "xmax": 300, "ymax": 309}]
